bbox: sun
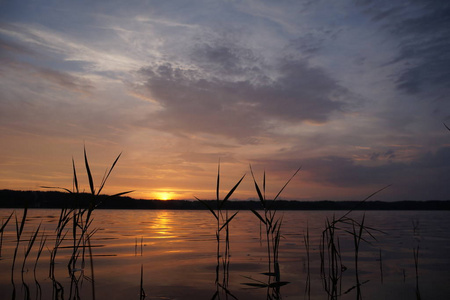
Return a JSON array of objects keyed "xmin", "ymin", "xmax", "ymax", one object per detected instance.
[{"xmin": 157, "ymin": 192, "xmax": 172, "ymax": 201}]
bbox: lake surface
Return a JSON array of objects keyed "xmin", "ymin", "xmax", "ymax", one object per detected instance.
[{"xmin": 1, "ymin": 208, "xmax": 449, "ymax": 299}]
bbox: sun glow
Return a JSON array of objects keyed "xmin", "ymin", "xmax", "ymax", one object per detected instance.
[{"xmin": 156, "ymin": 192, "xmax": 172, "ymax": 200}]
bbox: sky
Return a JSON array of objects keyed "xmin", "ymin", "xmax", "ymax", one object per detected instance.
[{"xmin": 1, "ymin": 0, "xmax": 449, "ymax": 201}]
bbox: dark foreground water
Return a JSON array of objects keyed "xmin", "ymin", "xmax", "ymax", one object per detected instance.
[{"xmin": 1, "ymin": 208, "xmax": 449, "ymax": 299}]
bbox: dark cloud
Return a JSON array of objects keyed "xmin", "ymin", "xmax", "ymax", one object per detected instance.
[
  {"xmin": 305, "ymin": 147, "xmax": 450, "ymax": 199},
  {"xmin": 370, "ymin": 149, "xmax": 395, "ymax": 161},
  {"xmin": 359, "ymin": 0, "xmax": 450, "ymax": 96},
  {"xmin": 250, "ymin": 146, "xmax": 450, "ymax": 199},
  {"xmin": 305, "ymin": 156, "xmax": 396, "ymax": 187},
  {"xmin": 137, "ymin": 52, "xmax": 347, "ymax": 141},
  {"xmin": 289, "ymin": 34, "xmax": 324, "ymax": 57},
  {"xmin": 190, "ymin": 42, "xmax": 262, "ymax": 78},
  {"xmin": 137, "ymin": 63, "xmax": 262, "ymax": 140}
]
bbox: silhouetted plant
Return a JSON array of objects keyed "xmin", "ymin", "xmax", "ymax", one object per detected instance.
[
  {"xmin": 42, "ymin": 146, "xmax": 132, "ymax": 299},
  {"xmin": 196, "ymin": 161, "xmax": 244, "ymax": 299},
  {"xmin": 245, "ymin": 165, "xmax": 300, "ymax": 298},
  {"xmin": 320, "ymin": 186, "xmax": 390, "ymax": 299}
]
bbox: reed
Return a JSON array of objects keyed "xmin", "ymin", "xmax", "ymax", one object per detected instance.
[
  {"xmin": 0, "ymin": 212, "xmax": 13, "ymax": 258},
  {"xmin": 320, "ymin": 186, "xmax": 390, "ymax": 299},
  {"xmin": 21, "ymin": 223, "xmax": 42, "ymax": 279},
  {"xmin": 444, "ymin": 122, "xmax": 450, "ymax": 131},
  {"xmin": 379, "ymin": 249, "xmax": 383, "ymax": 284},
  {"xmin": 320, "ymin": 215, "xmax": 343, "ymax": 299},
  {"xmin": 413, "ymin": 245, "xmax": 421, "ymax": 300},
  {"xmin": 41, "ymin": 146, "xmax": 131, "ymax": 299},
  {"xmin": 246, "ymin": 165, "xmax": 300, "ymax": 297},
  {"xmin": 303, "ymin": 223, "xmax": 311, "ymax": 299},
  {"xmin": 412, "ymin": 219, "xmax": 420, "ymax": 236},
  {"xmin": 351, "ymin": 213, "xmax": 366, "ymax": 300},
  {"xmin": 196, "ymin": 161, "xmax": 245, "ymax": 297},
  {"xmin": 12, "ymin": 205, "xmax": 28, "ymax": 279},
  {"xmin": 140, "ymin": 264, "xmax": 146, "ymax": 300},
  {"xmin": 34, "ymin": 231, "xmax": 46, "ymax": 300}
]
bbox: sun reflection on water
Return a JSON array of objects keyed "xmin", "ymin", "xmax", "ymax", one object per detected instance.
[{"xmin": 149, "ymin": 210, "xmax": 177, "ymax": 238}]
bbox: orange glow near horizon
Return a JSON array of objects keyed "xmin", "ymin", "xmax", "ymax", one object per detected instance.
[{"xmin": 156, "ymin": 192, "xmax": 172, "ymax": 200}]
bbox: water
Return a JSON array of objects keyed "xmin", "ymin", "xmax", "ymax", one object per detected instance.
[{"xmin": 1, "ymin": 208, "xmax": 449, "ymax": 299}]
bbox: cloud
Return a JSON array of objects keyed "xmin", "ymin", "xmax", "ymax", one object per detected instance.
[
  {"xmin": 305, "ymin": 146, "xmax": 450, "ymax": 198},
  {"xmin": 248, "ymin": 145, "xmax": 450, "ymax": 199},
  {"xmin": 0, "ymin": 22, "xmax": 141, "ymax": 74},
  {"xmin": 137, "ymin": 49, "xmax": 348, "ymax": 141},
  {"xmin": 0, "ymin": 56, "xmax": 93, "ymax": 95},
  {"xmin": 190, "ymin": 41, "xmax": 262, "ymax": 79},
  {"xmin": 370, "ymin": 149, "xmax": 395, "ymax": 161},
  {"xmin": 36, "ymin": 67, "xmax": 94, "ymax": 94},
  {"xmin": 359, "ymin": 0, "xmax": 450, "ymax": 96},
  {"xmin": 0, "ymin": 36, "xmax": 36, "ymax": 57}
]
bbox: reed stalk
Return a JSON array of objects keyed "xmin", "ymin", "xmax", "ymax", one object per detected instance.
[
  {"xmin": 246, "ymin": 165, "xmax": 300, "ymax": 297},
  {"xmin": 379, "ymin": 249, "xmax": 383, "ymax": 284},
  {"xmin": 320, "ymin": 186, "xmax": 389, "ymax": 299},
  {"xmin": 196, "ymin": 161, "xmax": 245, "ymax": 297},
  {"xmin": 12, "ymin": 206, "xmax": 28, "ymax": 280},
  {"xmin": 303, "ymin": 223, "xmax": 311, "ymax": 299},
  {"xmin": 413, "ymin": 245, "xmax": 421, "ymax": 300},
  {"xmin": 34, "ymin": 231, "xmax": 46, "ymax": 300},
  {"xmin": 0, "ymin": 212, "xmax": 13, "ymax": 258},
  {"xmin": 21, "ymin": 223, "xmax": 42, "ymax": 280},
  {"xmin": 140, "ymin": 264, "xmax": 146, "ymax": 300},
  {"xmin": 42, "ymin": 146, "xmax": 131, "ymax": 299}
]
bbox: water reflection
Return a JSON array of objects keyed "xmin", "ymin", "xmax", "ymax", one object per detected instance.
[
  {"xmin": 1, "ymin": 209, "xmax": 450, "ymax": 299},
  {"xmin": 150, "ymin": 211, "xmax": 172, "ymax": 235},
  {"xmin": 146, "ymin": 211, "xmax": 179, "ymax": 240}
]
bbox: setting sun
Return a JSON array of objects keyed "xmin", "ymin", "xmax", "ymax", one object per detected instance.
[{"xmin": 157, "ymin": 192, "xmax": 172, "ymax": 201}]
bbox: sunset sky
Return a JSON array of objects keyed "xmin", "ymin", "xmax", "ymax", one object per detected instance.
[{"xmin": 1, "ymin": 0, "xmax": 449, "ymax": 201}]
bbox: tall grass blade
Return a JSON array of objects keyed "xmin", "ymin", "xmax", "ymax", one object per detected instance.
[
  {"xmin": 219, "ymin": 212, "xmax": 239, "ymax": 232},
  {"xmin": 216, "ymin": 161, "xmax": 220, "ymax": 201},
  {"xmin": 195, "ymin": 197, "xmax": 218, "ymax": 220},
  {"xmin": 250, "ymin": 209, "xmax": 266, "ymax": 225},
  {"xmin": 1, "ymin": 212, "xmax": 13, "ymax": 232},
  {"xmin": 18, "ymin": 205, "xmax": 28, "ymax": 239},
  {"xmin": 97, "ymin": 152, "xmax": 122, "ymax": 195},
  {"xmin": 249, "ymin": 165, "xmax": 264, "ymax": 203},
  {"xmin": 84, "ymin": 146, "xmax": 95, "ymax": 195},
  {"xmin": 444, "ymin": 122, "xmax": 450, "ymax": 131},
  {"xmin": 140, "ymin": 264, "xmax": 146, "ymax": 300},
  {"xmin": 40, "ymin": 186, "xmax": 72, "ymax": 193},
  {"xmin": 24, "ymin": 223, "xmax": 41, "ymax": 260},
  {"xmin": 379, "ymin": 249, "xmax": 383, "ymax": 284},
  {"xmin": 34, "ymin": 232, "xmax": 46, "ymax": 300},
  {"xmin": 263, "ymin": 170, "xmax": 266, "ymax": 200},
  {"xmin": 340, "ymin": 184, "xmax": 391, "ymax": 220},
  {"xmin": 86, "ymin": 235, "xmax": 96, "ymax": 300},
  {"xmin": 273, "ymin": 167, "xmax": 301, "ymax": 201},
  {"xmin": 414, "ymin": 245, "xmax": 421, "ymax": 300},
  {"xmin": 109, "ymin": 190, "xmax": 134, "ymax": 198},
  {"xmin": 221, "ymin": 174, "xmax": 245, "ymax": 205},
  {"xmin": 217, "ymin": 282, "xmax": 239, "ymax": 300},
  {"xmin": 0, "ymin": 212, "xmax": 13, "ymax": 258},
  {"xmin": 72, "ymin": 157, "xmax": 79, "ymax": 193}
]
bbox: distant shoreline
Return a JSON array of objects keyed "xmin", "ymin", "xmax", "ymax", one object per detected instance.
[{"xmin": 1, "ymin": 189, "xmax": 449, "ymax": 210}]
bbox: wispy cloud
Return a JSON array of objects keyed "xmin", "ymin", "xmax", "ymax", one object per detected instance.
[
  {"xmin": 0, "ymin": 22, "xmax": 142, "ymax": 74},
  {"xmin": 360, "ymin": 0, "xmax": 450, "ymax": 97}
]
